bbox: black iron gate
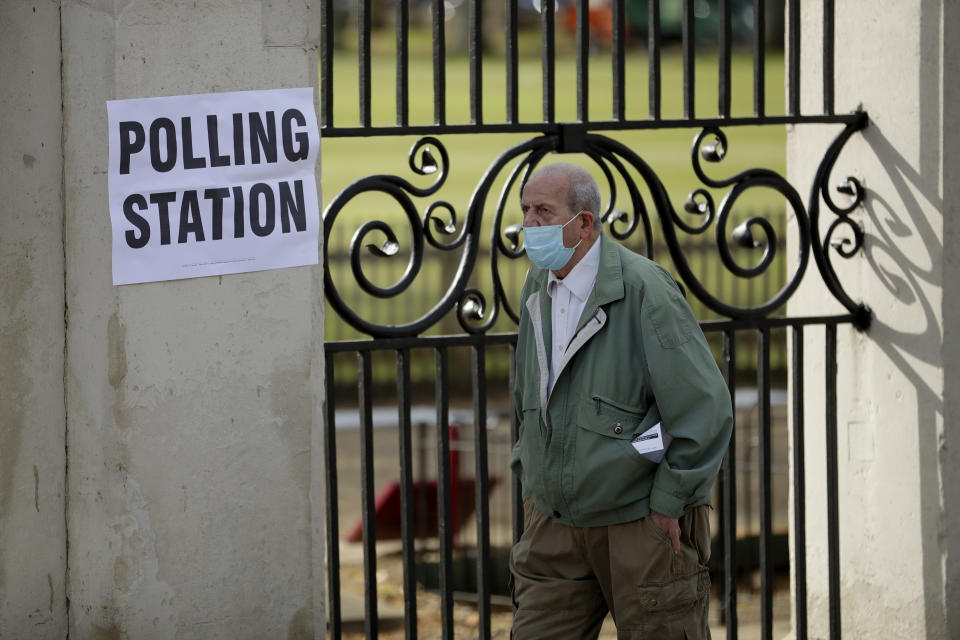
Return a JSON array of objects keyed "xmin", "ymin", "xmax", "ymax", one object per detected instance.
[{"xmin": 321, "ymin": 2, "xmax": 869, "ymax": 639}]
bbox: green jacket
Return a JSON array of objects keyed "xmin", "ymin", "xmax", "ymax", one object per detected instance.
[{"xmin": 511, "ymin": 234, "xmax": 733, "ymax": 526}]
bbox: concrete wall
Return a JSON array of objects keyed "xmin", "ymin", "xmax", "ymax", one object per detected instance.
[
  {"xmin": 941, "ymin": 0, "xmax": 960, "ymax": 633},
  {"xmin": 60, "ymin": 1, "xmax": 324, "ymax": 637},
  {"xmin": 787, "ymin": 1, "xmax": 957, "ymax": 638},
  {"xmin": 0, "ymin": 1, "xmax": 324, "ymax": 638},
  {"xmin": 0, "ymin": 2, "xmax": 68, "ymax": 638}
]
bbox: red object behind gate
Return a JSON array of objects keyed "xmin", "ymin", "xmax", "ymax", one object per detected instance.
[{"xmin": 346, "ymin": 425, "xmax": 500, "ymax": 543}]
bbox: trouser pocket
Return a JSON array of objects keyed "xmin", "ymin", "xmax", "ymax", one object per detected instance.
[
  {"xmin": 634, "ymin": 568, "xmax": 710, "ymax": 639},
  {"xmin": 610, "ymin": 506, "xmax": 712, "ymax": 638}
]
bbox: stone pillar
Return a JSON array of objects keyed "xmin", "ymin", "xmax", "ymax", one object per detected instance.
[
  {"xmin": 787, "ymin": 1, "xmax": 957, "ymax": 637},
  {"xmin": 61, "ymin": 1, "xmax": 324, "ymax": 638},
  {"xmin": 0, "ymin": 3, "xmax": 68, "ymax": 637}
]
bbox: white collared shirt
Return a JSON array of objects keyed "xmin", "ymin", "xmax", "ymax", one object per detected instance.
[{"xmin": 546, "ymin": 238, "xmax": 601, "ymax": 388}]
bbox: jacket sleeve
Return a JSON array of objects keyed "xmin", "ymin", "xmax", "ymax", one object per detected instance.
[
  {"xmin": 512, "ymin": 269, "xmax": 533, "ymax": 426},
  {"xmin": 640, "ymin": 276, "xmax": 733, "ymax": 518}
]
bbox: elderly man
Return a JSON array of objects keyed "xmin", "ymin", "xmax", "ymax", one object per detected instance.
[{"xmin": 510, "ymin": 163, "xmax": 733, "ymax": 639}]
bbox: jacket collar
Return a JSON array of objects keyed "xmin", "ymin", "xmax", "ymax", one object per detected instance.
[
  {"xmin": 525, "ymin": 234, "xmax": 627, "ymax": 409},
  {"xmin": 575, "ymin": 234, "xmax": 624, "ymax": 331},
  {"xmin": 527, "ymin": 233, "xmax": 625, "ymax": 330}
]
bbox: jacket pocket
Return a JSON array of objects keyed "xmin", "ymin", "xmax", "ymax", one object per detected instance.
[
  {"xmin": 513, "ymin": 405, "xmax": 544, "ymax": 499},
  {"xmin": 591, "ymin": 394, "xmax": 648, "ymax": 418},
  {"xmin": 570, "ymin": 398, "xmax": 658, "ymax": 515}
]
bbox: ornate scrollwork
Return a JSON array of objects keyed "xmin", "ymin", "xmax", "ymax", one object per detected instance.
[
  {"xmin": 323, "ymin": 137, "xmax": 460, "ymax": 337},
  {"xmin": 324, "ymin": 116, "xmax": 870, "ymax": 337},
  {"xmin": 673, "ymin": 127, "xmax": 811, "ymax": 317},
  {"xmin": 591, "ymin": 150, "xmax": 655, "ymax": 248},
  {"xmin": 423, "ymin": 201, "xmax": 461, "ymax": 248},
  {"xmin": 808, "ymin": 112, "xmax": 871, "ymax": 328}
]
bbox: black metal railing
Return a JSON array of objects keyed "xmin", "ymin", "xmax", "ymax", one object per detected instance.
[
  {"xmin": 323, "ymin": 316, "xmax": 855, "ymax": 640},
  {"xmin": 321, "ymin": 0, "xmax": 854, "ymax": 137},
  {"xmin": 321, "ymin": 2, "xmax": 868, "ymax": 639}
]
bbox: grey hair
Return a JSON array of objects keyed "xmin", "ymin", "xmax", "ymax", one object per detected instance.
[{"xmin": 528, "ymin": 163, "xmax": 603, "ymax": 229}]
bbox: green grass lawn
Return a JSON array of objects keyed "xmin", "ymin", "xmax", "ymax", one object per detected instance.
[{"xmin": 321, "ymin": 33, "xmax": 792, "ymax": 383}]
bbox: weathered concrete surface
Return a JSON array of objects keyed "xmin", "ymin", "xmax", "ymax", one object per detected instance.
[
  {"xmin": 941, "ymin": 2, "xmax": 960, "ymax": 636},
  {"xmin": 0, "ymin": 2, "xmax": 68, "ymax": 638},
  {"xmin": 787, "ymin": 1, "xmax": 958, "ymax": 638},
  {"xmin": 61, "ymin": 1, "xmax": 323, "ymax": 638}
]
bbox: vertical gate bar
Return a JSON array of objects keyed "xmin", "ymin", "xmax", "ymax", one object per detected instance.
[
  {"xmin": 396, "ymin": 0, "xmax": 409, "ymax": 126},
  {"xmin": 472, "ymin": 346, "xmax": 492, "ymax": 639},
  {"xmin": 541, "ymin": 0, "xmax": 555, "ymax": 123},
  {"xmin": 712, "ymin": 238, "xmax": 722, "ymax": 310},
  {"xmin": 576, "ymin": 0, "xmax": 589, "ymax": 122},
  {"xmin": 791, "ymin": 326, "xmax": 808, "ymax": 639},
  {"xmin": 432, "ymin": 0, "xmax": 446, "ymax": 125},
  {"xmin": 682, "ymin": 0, "xmax": 695, "ymax": 119},
  {"xmin": 648, "ymin": 0, "xmax": 661, "ymax": 119},
  {"xmin": 320, "ymin": 0, "xmax": 333, "ymax": 128},
  {"xmin": 757, "ymin": 328, "xmax": 773, "ymax": 640},
  {"xmin": 718, "ymin": 0, "xmax": 731, "ymax": 118},
  {"xmin": 359, "ymin": 0, "xmax": 371, "ymax": 129},
  {"xmin": 788, "ymin": 0, "xmax": 801, "ymax": 117},
  {"xmin": 612, "ymin": 0, "xmax": 625, "ymax": 120},
  {"xmin": 396, "ymin": 349, "xmax": 417, "ymax": 640},
  {"xmin": 358, "ymin": 351, "xmax": 379, "ymax": 638},
  {"xmin": 469, "ymin": 0, "xmax": 483, "ymax": 125},
  {"xmin": 509, "ymin": 343, "xmax": 523, "ymax": 544},
  {"xmin": 506, "ymin": 0, "xmax": 519, "ymax": 124},
  {"xmin": 752, "ymin": 0, "xmax": 765, "ymax": 117},
  {"xmin": 324, "ymin": 354, "xmax": 342, "ymax": 639},
  {"xmin": 825, "ymin": 323, "xmax": 841, "ymax": 638},
  {"xmin": 823, "ymin": 0, "xmax": 835, "ymax": 115},
  {"xmin": 721, "ymin": 329, "xmax": 738, "ymax": 640},
  {"xmin": 435, "ymin": 347, "xmax": 454, "ymax": 639}
]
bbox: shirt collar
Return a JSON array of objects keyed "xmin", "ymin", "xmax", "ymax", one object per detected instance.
[{"xmin": 547, "ymin": 237, "xmax": 601, "ymax": 301}]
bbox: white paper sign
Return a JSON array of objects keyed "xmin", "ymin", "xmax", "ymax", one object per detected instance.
[
  {"xmin": 632, "ymin": 422, "xmax": 673, "ymax": 463},
  {"xmin": 107, "ymin": 88, "xmax": 320, "ymax": 285}
]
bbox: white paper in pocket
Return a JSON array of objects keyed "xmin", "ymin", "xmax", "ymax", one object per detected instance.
[{"xmin": 631, "ymin": 422, "xmax": 673, "ymax": 463}]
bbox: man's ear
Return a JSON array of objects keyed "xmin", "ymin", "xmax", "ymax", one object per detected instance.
[{"xmin": 580, "ymin": 210, "xmax": 596, "ymax": 234}]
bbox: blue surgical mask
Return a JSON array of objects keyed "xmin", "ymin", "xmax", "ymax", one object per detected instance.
[{"xmin": 522, "ymin": 212, "xmax": 584, "ymax": 270}]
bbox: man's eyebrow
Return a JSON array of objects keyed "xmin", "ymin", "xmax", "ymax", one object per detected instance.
[{"xmin": 520, "ymin": 201, "xmax": 554, "ymax": 215}]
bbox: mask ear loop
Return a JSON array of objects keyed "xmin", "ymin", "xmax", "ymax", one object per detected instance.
[
  {"xmin": 560, "ymin": 210, "xmax": 586, "ymax": 230},
  {"xmin": 562, "ymin": 211, "xmax": 586, "ymax": 250}
]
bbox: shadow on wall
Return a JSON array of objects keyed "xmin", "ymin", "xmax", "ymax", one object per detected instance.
[{"xmin": 861, "ymin": 115, "xmax": 945, "ymax": 633}]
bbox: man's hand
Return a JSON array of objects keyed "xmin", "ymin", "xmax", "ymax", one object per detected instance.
[{"xmin": 650, "ymin": 509, "xmax": 682, "ymax": 555}]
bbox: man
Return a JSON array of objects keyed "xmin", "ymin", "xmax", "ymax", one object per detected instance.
[{"xmin": 510, "ymin": 163, "xmax": 733, "ymax": 639}]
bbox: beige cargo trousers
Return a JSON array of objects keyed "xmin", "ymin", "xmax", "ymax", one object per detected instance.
[{"xmin": 510, "ymin": 502, "xmax": 712, "ymax": 639}]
